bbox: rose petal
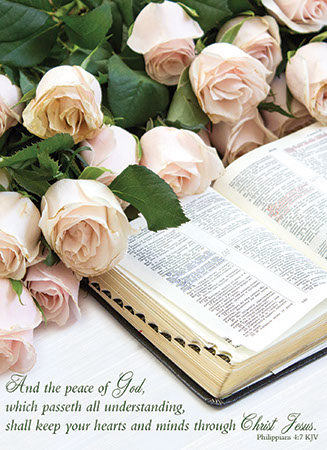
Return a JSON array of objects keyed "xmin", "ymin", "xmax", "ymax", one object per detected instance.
[
  {"xmin": 127, "ymin": 0, "xmax": 203, "ymax": 54},
  {"xmin": 262, "ymin": 0, "xmax": 327, "ymax": 33},
  {"xmin": 140, "ymin": 126, "xmax": 224, "ymax": 197}
]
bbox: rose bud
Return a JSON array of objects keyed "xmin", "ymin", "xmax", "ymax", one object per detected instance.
[
  {"xmin": 25, "ymin": 261, "xmax": 80, "ymax": 327},
  {"xmin": 189, "ymin": 43, "xmax": 270, "ymax": 125},
  {"xmin": 262, "ymin": 74, "xmax": 315, "ymax": 138},
  {"xmin": 0, "ymin": 279, "xmax": 42, "ymax": 374},
  {"xmin": 127, "ymin": 0, "xmax": 203, "ymax": 85},
  {"xmin": 210, "ymin": 109, "xmax": 277, "ymax": 166},
  {"xmin": 0, "ymin": 192, "xmax": 41, "ymax": 280},
  {"xmin": 23, "ymin": 65, "xmax": 103, "ymax": 143},
  {"xmin": 216, "ymin": 15, "xmax": 282, "ymax": 82},
  {"xmin": 80, "ymin": 125, "xmax": 138, "ymax": 186},
  {"xmin": 286, "ymin": 42, "xmax": 327, "ymax": 126},
  {"xmin": 0, "ymin": 74, "xmax": 24, "ymax": 137},
  {"xmin": 39, "ymin": 179, "xmax": 133, "ymax": 278},
  {"xmin": 261, "ymin": 0, "xmax": 327, "ymax": 33},
  {"xmin": 140, "ymin": 126, "xmax": 224, "ymax": 197}
]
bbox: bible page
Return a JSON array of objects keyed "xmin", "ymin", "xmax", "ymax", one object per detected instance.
[
  {"xmin": 214, "ymin": 122, "xmax": 327, "ymax": 270},
  {"xmin": 118, "ymin": 189, "xmax": 327, "ymax": 353}
]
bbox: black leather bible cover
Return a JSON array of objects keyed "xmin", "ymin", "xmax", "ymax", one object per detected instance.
[{"xmin": 83, "ymin": 280, "xmax": 327, "ymax": 407}]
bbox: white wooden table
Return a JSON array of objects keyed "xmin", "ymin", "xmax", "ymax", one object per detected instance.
[{"xmin": 0, "ymin": 290, "xmax": 325, "ymax": 450}]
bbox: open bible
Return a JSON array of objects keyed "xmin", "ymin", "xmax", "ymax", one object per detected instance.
[{"xmin": 86, "ymin": 122, "xmax": 327, "ymax": 404}]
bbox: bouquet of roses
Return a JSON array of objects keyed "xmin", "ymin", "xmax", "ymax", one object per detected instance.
[{"xmin": 1, "ymin": 0, "xmax": 327, "ymax": 375}]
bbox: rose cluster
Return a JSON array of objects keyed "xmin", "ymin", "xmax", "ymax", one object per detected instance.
[
  {"xmin": 1, "ymin": 0, "xmax": 327, "ymax": 375},
  {"xmin": 126, "ymin": 0, "xmax": 324, "ymax": 165}
]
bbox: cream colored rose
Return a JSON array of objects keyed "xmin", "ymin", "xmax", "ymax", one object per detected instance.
[
  {"xmin": 286, "ymin": 42, "xmax": 327, "ymax": 126},
  {"xmin": 262, "ymin": 74, "xmax": 315, "ymax": 138},
  {"xmin": 0, "ymin": 74, "xmax": 23, "ymax": 137},
  {"xmin": 127, "ymin": 0, "xmax": 203, "ymax": 85},
  {"xmin": 216, "ymin": 15, "xmax": 282, "ymax": 83},
  {"xmin": 80, "ymin": 125, "xmax": 138, "ymax": 186},
  {"xmin": 210, "ymin": 109, "xmax": 277, "ymax": 166},
  {"xmin": 262, "ymin": 0, "xmax": 327, "ymax": 33},
  {"xmin": 140, "ymin": 126, "xmax": 224, "ymax": 197},
  {"xmin": 0, "ymin": 279, "xmax": 41, "ymax": 374},
  {"xmin": 23, "ymin": 65, "xmax": 103, "ymax": 143},
  {"xmin": 144, "ymin": 39, "xmax": 196, "ymax": 86},
  {"xmin": 0, "ymin": 192, "xmax": 41, "ymax": 280},
  {"xmin": 189, "ymin": 43, "xmax": 270, "ymax": 124},
  {"xmin": 39, "ymin": 179, "xmax": 133, "ymax": 277},
  {"xmin": 25, "ymin": 261, "xmax": 80, "ymax": 327}
]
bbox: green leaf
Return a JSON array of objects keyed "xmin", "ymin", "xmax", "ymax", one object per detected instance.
[
  {"xmin": 19, "ymin": 71, "xmax": 37, "ymax": 95},
  {"xmin": 162, "ymin": 119, "xmax": 206, "ymax": 133},
  {"xmin": 62, "ymin": 1, "xmax": 112, "ymax": 50},
  {"xmin": 177, "ymin": 2, "xmax": 199, "ymax": 18},
  {"xmin": 286, "ymin": 85, "xmax": 293, "ymax": 115},
  {"xmin": 10, "ymin": 169, "xmax": 51, "ymax": 197},
  {"xmin": 0, "ymin": 130, "xmax": 11, "ymax": 154},
  {"xmin": 82, "ymin": 0, "xmax": 102, "ymax": 6},
  {"xmin": 219, "ymin": 17, "xmax": 249, "ymax": 44},
  {"xmin": 36, "ymin": 148, "xmax": 61, "ymax": 178},
  {"xmin": 0, "ymin": 134, "xmax": 74, "ymax": 169},
  {"xmin": 109, "ymin": 165, "xmax": 189, "ymax": 232},
  {"xmin": 41, "ymin": 235, "xmax": 60, "ymax": 267},
  {"xmin": 10, "ymin": 279, "xmax": 24, "ymax": 306},
  {"xmin": 120, "ymin": 46, "xmax": 145, "ymax": 71},
  {"xmin": 108, "ymin": 0, "xmax": 123, "ymax": 52},
  {"xmin": 258, "ymin": 102, "xmax": 296, "ymax": 119},
  {"xmin": 45, "ymin": 251, "xmax": 60, "ymax": 267},
  {"xmin": 66, "ymin": 42, "xmax": 113, "ymax": 76},
  {"xmin": 107, "ymin": 55, "xmax": 170, "ymax": 128},
  {"xmin": 195, "ymin": 38, "xmax": 206, "ymax": 54},
  {"xmin": 0, "ymin": 19, "xmax": 59, "ymax": 67},
  {"xmin": 132, "ymin": 135, "xmax": 142, "ymax": 161},
  {"xmin": 14, "ymin": 87, "xmax": 36, "ymax": 108},
  {"xmin": 113, "ymin": 0, "xmax": 134, "ymax": 26},
  {"xmin": 34, "ymin": 298, "xmax": 47, "ymax": 326},
  {"xmin": 167, "ymin": 67, "xmax": 209, "ymax": 129},
  {"xmin": 0, "ymin": 0, "xmax": 51, "ymax": 43},
  {"xmin": 79, "ymin": 166, "xmax": 112, "ymax": 180},
  {"xmin": 310, "ymin": 31, "xmax": 327, "ymax": 43},
  {"xmin": 287, "ymin": 49, "xmax": 297, "ymax": 61},
  {"xmin": 52, "ymin": 0, "xmax": 75, "ymax": 6},
  {"xmin": 2, "ymin": 66, "xmax": 20, "ymax": 85},
  {"xmin": 227, "ymin": 0, "xmax": 254, "ymax": 14},
  {"xmin": 171, "ymin": 0, "xmax": 231, "ymax": 32}
]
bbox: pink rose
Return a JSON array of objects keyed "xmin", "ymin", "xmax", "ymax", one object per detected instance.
[
  {"xmin": 80, "ymin": 125, "xmax": 138, "ymax": 185},
  {"xmin": 189, "ymin": 43, "xmax": 270, "ymax": 124},
  {"xmin": 262, "ymin": 0, "xmax": 327, "ymax": 33},
  {"xmin": 25, "ymin": 261, "xmax": 80, "ymax": 327},
  {"xmin": 127, "ymin": 0, "xmax": 203, "ymax": 85},
  {"xmin": 0, "ymin": 192, "xmax": 41, "ymax": 280},
  {"xmin": 210, "ymin": 109, "xmax": 277, "ymax": 165},
  {"xmin": 0, "ymin": 279, "xmax": 42, "ymax": 374},
  {"xmin": 23, "ymin": 65, "xmax": 103, "ymax": 143},
  {"xmin": 0, "ymin": 74, "xmax": 23, "ymax": 137},
  {"xmin": 140, "ymin": 126, "xmax": 224, "ymax": 197},
  {"xmin": 286, "ymin": 42, "xmax": 327, "ymax": 125},
  {"xmin": 216, "ymin": 15, "xmax": 282, "ymax": 82},
  {"xmin": 39, "ymin": 179, "xmax": 133, "ymax": 277},
  {"xmin": 262, "ymin": 74, "xmax": 315, "ymax": 138},
  {"xmin": 144, "ymin": 39, "xmax": 196, "ymax": 86}
]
